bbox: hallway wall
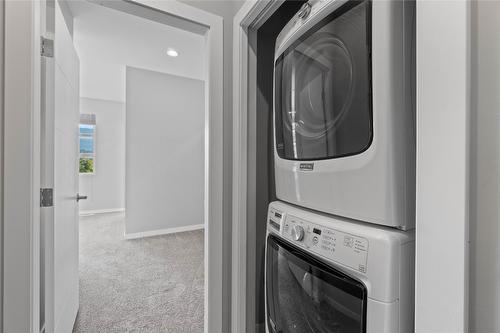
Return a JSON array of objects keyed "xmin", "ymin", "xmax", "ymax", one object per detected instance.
[{"xmin": 470, "ymin": 1, "xmax": 500, "ymax": 331}]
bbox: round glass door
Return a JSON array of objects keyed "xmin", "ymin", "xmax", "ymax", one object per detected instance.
[
  {"xmin": 266, "ymin": 235, "xmax": 367, "ymax": 333},
  {"xmin": 275, "ymin": 0, "xmax": 372, "ymax": 160},
  {"xmin": 282, "ymin": 34, "xmax": 354, "ymax": 140}
]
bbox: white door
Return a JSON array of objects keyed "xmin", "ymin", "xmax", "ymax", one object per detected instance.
[{"xmin": 41, "ymin": 2, "xmax": 81, "ymax": 332}]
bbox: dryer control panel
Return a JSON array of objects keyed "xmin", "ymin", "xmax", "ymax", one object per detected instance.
[{"xmin": 267, "ymin": 209, "xmax": 369, "ymax": 274}]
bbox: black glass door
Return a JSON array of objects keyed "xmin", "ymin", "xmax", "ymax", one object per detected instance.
[
  {"xmin": 274, "ymin": 0, "xmax": 372, "ymax": 160},
  {"xmin": 266, "ymin": 235, "xmax": 367, "ymax": 333}
]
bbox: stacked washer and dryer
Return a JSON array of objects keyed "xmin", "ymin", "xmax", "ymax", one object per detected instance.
[{"xmin": 265, "ymin": 0, "xmax": 416, "ymax": 332}]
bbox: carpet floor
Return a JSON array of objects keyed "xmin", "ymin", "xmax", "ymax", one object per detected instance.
[{"xmin": 73, "ymin": 213, "xmax": 204, "ymax": 333}]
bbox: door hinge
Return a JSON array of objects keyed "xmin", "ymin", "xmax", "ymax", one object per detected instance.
[
  {"xmin": 40, "ymin": 188, "xmax": 54, "ymax": 207},
  {"xmin": 40, "ymin": 37, "xmax": 54, "ymax": 57}
]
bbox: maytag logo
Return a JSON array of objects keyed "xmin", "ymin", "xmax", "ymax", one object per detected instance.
[{"xmin": 299, "ymin": 163, "xmax": 314, "ymax": 171}]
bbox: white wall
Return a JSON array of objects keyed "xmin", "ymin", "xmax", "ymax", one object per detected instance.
[
  {"xmin": 71, "ymin": 1, "xmax": 206, "ymax": 102},
  {"xmin": 415, "ymin": 1, "xmax": 470, "ymax": 332},
  {"xmin": 125, "ymin": 67, "xmax": 205, "ymax": 236},
  {"xmin": 470, "ymin": 2, "xmax": 500, "ymax": 331},
  {"xmin": 78, "ymin": 98, "xmax": 125, "ymax": 213}
]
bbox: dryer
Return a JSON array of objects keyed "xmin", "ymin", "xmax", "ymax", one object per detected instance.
[
  {"xmin": 265, "ymin": 201, "xmax": 415, "ymax": 333},
  {"xmin": 273, "ymin": 0, "xmax": 416, "ymax": 229}
]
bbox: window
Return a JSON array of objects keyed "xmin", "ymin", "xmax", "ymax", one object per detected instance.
[{"xmin": 79, "ymin": 114, "xmax": 96, "ymax": 174}]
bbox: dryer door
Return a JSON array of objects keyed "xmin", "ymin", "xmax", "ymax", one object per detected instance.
[
  {"xmin": 274, "ymin": 0, "xmax": 372, "ymax": 161},
  {"xmin": 266, "ymin": 234, "xmax": 367, "ymax": 333}
]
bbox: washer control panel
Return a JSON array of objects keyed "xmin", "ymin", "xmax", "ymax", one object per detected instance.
[
  {"xmin": 268, "ymin": 206, "xmax": 284, "ymax": 232},
  {"xmin": 268, "ymin": 210, "xmax": 369, "ymax": 274}
]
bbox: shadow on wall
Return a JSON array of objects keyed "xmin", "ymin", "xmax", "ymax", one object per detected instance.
[{"xmin": 469, "ymin": 1, "xmax": 500, "ymax": 332}]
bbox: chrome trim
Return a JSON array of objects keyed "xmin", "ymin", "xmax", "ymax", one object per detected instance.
[{"xmin": 274, "ymin": 0, "xmax": 350, "ymax": 61}]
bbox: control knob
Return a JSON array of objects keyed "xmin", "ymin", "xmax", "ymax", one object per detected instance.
[{"xmin": 292, "ymin": 225, "xmax": 305, "ymax": 242}]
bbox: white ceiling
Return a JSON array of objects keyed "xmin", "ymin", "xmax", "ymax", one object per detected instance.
[{"xmin": 68, "ymin": 1, "xmax": 206, "ymax": 102}]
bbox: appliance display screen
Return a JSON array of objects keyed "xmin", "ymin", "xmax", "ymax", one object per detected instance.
[
  {"xmin": 274, "ymin": 0, "xmax": 372, "ymax": 160},
  {"xmin": 266, "ymin": 234, "xmax": 367, "ymax": 333}
]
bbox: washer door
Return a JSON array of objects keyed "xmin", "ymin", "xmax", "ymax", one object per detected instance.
[
  {"xmin": 274, "ymin": 0, "xmax": 372, "ymax": 160},
  {"xmin": 266, "ymin": 235, "xmax": 367, "ymax": 333}
]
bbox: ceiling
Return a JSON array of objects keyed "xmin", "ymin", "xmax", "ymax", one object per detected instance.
[{"xmin": 68, "ymin": 1, "xmax": 206, "ymax": 102}]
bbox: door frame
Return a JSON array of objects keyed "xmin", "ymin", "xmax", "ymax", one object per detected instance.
[
  {"xmin": 414, "ymin": 1, "xmax": 470, "ymax": 332},
  {"xmin": 232, "ymin": 2, "xmax": 284, "ymax": 332},
  {"xmin": 232, "ymin": 0, "xmax": 471, "ymax": 332},
  {"xmin": 3, "ymin": 1, "xmax": 42, "ymax": 332},
  {"xmin": 2, "ymin": 1, "xmax": 224, "ymax": 333}
]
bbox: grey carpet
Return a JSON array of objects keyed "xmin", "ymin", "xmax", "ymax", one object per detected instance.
[{"xmin": 73, "ymin": 212, "xmax": 204, "ymax": 333}]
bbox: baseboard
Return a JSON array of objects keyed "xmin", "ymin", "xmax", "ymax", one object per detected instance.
[
  {"xmin": 124, "ymin": 224, "xmax": 205, "ymax": 240},
  {"xmin": 79, "ymin": 208, "xmax": 125, "ymax": 216}
]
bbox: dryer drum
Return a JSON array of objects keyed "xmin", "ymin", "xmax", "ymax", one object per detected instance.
[{"xmin": 281, "ymin": 33, "xmax": 355, "ymax": 140}]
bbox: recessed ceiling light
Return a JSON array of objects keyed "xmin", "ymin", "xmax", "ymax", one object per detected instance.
[{"xmin": 166, "ymin": 48, "xmax": 178, "ymax": 57}]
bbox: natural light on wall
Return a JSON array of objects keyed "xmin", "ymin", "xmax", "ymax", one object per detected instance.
[{"xmin": 80, "ymin": 113, "xmax": 96, "ymax": 174}]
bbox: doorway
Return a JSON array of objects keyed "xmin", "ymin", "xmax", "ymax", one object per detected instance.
[
  {"xmin": 2, "ymin": 1, "xmax": 224, "ymax": 332},
  {"xmin": 46, "ymin": 1, "xmax": 207, "ymax": 331},
  {"xmin": 42, "ymin": 1, "xmax": 206, "ymax": 331}
]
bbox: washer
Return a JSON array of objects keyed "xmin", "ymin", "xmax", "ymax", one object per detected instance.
[
  {"xmin": 273, "ymin": 0, "xmax": 416, "ymax": 229},
  {"xmin": 265, "ymin": 201, "xmax": 415, "ymax": 333}
]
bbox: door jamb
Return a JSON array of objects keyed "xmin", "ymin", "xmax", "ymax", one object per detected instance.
[
  {"xmin": 2, "ymin": 1, "xmax": 224, "ymax": 333},
  {"xmin": 414, "ymin": 1, "xmax": 470, "ymax": 332},
  {"xmin": 232, "ymin": 1, "xmax": 283, "ymax": 332}
]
